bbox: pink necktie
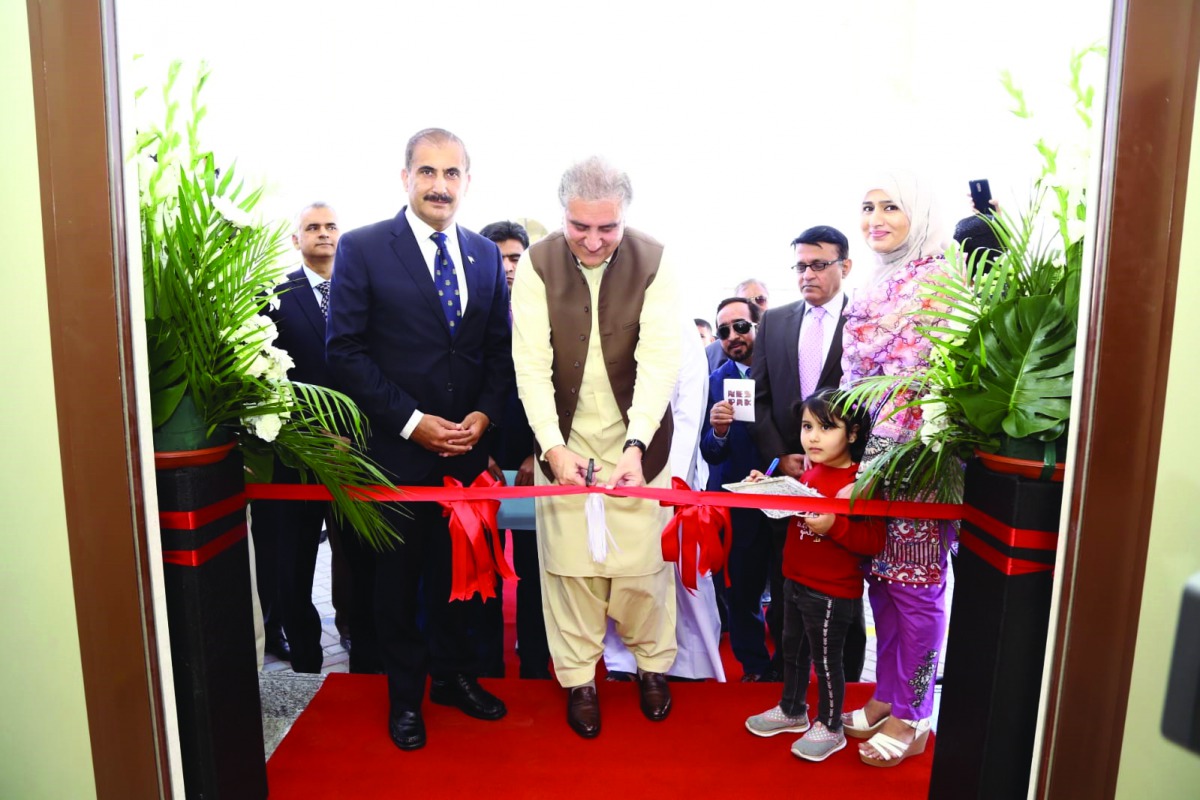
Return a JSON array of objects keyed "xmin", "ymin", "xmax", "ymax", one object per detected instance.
[{"xmin": 798, "ymin": 305, "xmax": 826, "ymax": 399}]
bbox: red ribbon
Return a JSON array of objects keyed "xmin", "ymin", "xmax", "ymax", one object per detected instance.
[
  {"xmin": 243, "ymin": 482, "xmax": 963, "ymax": 520},
  {"xmin": 163, "ymin": 523, "xmax": 248, "ymax": 567},
  {"xmin": 958, "ymin": 531, "xmax": 1054, "ymax": 576},
  {"xmin": 658, "ymin": 477, "xmax": 733, "ymax": 592},
  {"xmin": 159, "ymin": 493, "xmax": 247, "ymax": 530},
  {"xmin": 437, "ymin": 472, "xmax": 517, "ymax": 602}
]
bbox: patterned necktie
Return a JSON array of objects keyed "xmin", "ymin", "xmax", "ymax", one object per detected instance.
[
  {"xmin": 316, "ymin": 280, "xmax": 331, "ymax": 319},
  {"xmin": 798, "ymin": 305, "xmax": 827, "ymax": 399},
  {"xmin": 430, "ymin": 231, "xmax": 463, "ymax": 335}
]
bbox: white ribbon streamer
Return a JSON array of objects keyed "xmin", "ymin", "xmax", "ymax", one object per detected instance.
[{"xmin": 585, "ymin": 493, "xmax": 618, "ymax": 563}]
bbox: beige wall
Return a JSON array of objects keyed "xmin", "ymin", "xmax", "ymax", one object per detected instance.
[
  {"xmin": 0, "ymin": 3, "xmax": 98, "ymax": 798},
  {"xmin": 1114, "ymin": 81, "xmax": 1200, "ymax": 797}
]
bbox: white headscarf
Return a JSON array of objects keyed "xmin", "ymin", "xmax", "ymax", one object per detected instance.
[{"xmin": 862, "ymin": 170, "xmax": 951, "ymax": 287}]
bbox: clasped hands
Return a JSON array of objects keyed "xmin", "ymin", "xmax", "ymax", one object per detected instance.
[
  {"xmin": 411, "ymin": 411, "xmax": 489, "ymax": 457},
  {"xmin": 544, "ymin": 444, "xmax": 644, "ymax": 488}
]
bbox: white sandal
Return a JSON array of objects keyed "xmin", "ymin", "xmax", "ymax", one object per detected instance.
[
  {"xmin": 859, "ymin": 718, "xmax": 932, "ymax": 768},
  {"xmin": 841, "ymin": 707, "xmax": 890, "ymax": 739}
]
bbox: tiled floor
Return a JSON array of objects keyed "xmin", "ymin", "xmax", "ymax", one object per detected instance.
[{"xmin": 261, "ymin": 538, "xmax": 349, "ymax": 675}]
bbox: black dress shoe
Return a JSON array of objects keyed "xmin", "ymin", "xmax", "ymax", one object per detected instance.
[
  {"xmin": 638, "ymin": 671, "xmax": 672, "ymax": 721},
  {"xmin": 388, "ymin": 709, "xmax": 426, "ymax": 751},
  {"xmin": 604, "ymin": 670, "xmax": 635, "ymax": 682},
  {"xmin": 264, "ymin": 635, "xmax": 292, "ymax": 662},
  {"xmin": 429, "ymin": 674, "xmax": 507, "ymax": 720},
  {"xmin": 567, "ymin": 685, "xmax": 601, "ymax": 738}
]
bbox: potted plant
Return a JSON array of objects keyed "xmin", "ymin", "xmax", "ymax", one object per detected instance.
[{"xmin": 135, "ymin": 61, "xmax": 397, "ymax": 547}]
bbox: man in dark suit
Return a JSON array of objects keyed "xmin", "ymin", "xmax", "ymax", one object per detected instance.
[
  {"xmin": 250, "ymin": 202, "xmax": 344, "ymax": 674},
  {"xmin": 326, "ymin": 128, "xmax": 515, "ymax": 751},
  {"xmin": 751, "ymin": 225, "xmax": 866, "ymax": 681},
  {"xmin": 699, "ymin": 296, "xmax": 773, "ymax": 680}
]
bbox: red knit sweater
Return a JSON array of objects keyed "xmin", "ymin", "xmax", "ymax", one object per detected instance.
[{"xmin": 782, "ymin": 463, "xmax": 887, "ymax": 599}]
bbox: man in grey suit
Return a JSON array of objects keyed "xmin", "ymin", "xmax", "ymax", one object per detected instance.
[{"xmin": 750, "ymin": 225, "xmax": 866, "ymax": 681}]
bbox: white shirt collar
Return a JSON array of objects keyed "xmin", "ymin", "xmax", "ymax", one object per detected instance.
[
  {"xmin": 405, "ymin": 206, "xmax": 458, "ymax": 246},
  {"xmin": 300, "ymin": 263, "xmax": 329, "ymax": 288},
  {"xmin": 804, "ymin": 289, "xmax": 844, "ymax": 316}
]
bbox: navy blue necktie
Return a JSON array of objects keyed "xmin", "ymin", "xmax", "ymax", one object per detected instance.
[{"xmin": 430, "ymin": 231, "xmax": 462, "ymax": 335}]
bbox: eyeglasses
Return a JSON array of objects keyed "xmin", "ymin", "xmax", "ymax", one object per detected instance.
[
  {"xmin": 747, "ymin": 295, "xmax": 768, "ymax": 307},
  {"xmin": 792, "ymin": 259, "xmax": 843, "ymax": 273},
  {"xmin": 716, "ymin": 319, "xmax": 755, "ymax": 340}
]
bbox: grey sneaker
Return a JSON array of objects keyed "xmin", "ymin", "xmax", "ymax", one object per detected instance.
[
  {"xmin": 745, "ymin": 705, "xmax": 810, "ymax": 737},
  {"xmin": 790, "ymin": 721, "xmax": 847, "ymax": 762}
]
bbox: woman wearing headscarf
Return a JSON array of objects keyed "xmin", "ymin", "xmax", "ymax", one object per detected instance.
[{"xmin": 839, "ymin": 171, "xmax": 954, "ymax": 767}]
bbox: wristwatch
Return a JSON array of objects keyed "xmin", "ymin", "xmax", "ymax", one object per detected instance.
[{"xmin": 623, "ymin": 439, "xmax": 647, "ymax": 454}]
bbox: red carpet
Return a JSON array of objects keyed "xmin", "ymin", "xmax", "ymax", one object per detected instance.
[{"xmin": 267, "ymin": 676, "xmax": 934, "ymax": 798}]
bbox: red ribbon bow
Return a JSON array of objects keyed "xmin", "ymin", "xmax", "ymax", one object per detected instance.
[
  {"xmin": 438, "ymin": 472, "xmax": 517, "ymax": 601},
  {"xmin": 659, "ymin": 477, "xmax": 733, "ymax": 593}
]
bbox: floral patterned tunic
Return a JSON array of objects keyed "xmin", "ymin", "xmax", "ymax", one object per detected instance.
[{"xmin": 841, "ymin": 255, "xmax": 952, "ymax": 586}]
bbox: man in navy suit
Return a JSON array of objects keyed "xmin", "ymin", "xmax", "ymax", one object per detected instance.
[
  {"xmin": 250, "ymin": 202, "xmax": 343, "ymax": 674},
  {"xmin": 750, "ymin": 225, "xmax": 865, "ymax": 681},
  {"xmin": 699, "ymin": 296, "xmax": 773, "ymax": 680},
  {"xmin": 327, "ymin": 128, "xmax": 515, "ymax": 751}
]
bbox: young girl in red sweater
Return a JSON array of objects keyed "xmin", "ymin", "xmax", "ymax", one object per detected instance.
[{"xmin": 744, "ymin": 389, "xmax": 884, "ymax": 761}]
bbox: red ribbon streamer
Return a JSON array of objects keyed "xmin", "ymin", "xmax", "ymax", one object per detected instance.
[
  {"xmin": 658, "ymin": 477, "xmax": 733, "ymax": 593},
  {"xmin": 159, "ymin": 493, "xmax": 247, "ymax": 530},
  {"xmin": 437, "ymin": 472, "xmax": 517, "ymax": 602},
  {"xmin": 163, "ymin": 523, "xmax": 248, "ymax": 567}
]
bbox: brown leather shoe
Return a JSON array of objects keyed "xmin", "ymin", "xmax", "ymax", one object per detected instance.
[
  {"xmin": 638, "ymin": 671, "xmax": 672, "ymax": 721},
  {"xmin": 567, "ymin": 685, "xmax": 601, "ymax": 738}
]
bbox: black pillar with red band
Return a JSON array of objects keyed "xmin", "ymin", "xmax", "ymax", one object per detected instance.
[
  {"xmin": 157, "ymin": 450, "xmax": 267, "ymax": 800},
  {"xmin": 929, "ymin": 458, "xmax": 1063, "ymax": 800}
]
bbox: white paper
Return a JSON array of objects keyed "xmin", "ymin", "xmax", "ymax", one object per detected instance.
[
  {"xmin": 721, "ymin": 476, "xmax": 825, "ymax": 519},
  {"xmin": 723, "ymin": 378, "xmax": 756, "ymax": 422}
]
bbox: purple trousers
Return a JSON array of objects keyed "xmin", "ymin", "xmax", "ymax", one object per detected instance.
[{"xmin": 868, "ymin": 572, "xmax": 947, "ymax": 721}]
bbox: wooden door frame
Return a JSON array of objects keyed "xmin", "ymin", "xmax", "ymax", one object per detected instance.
[{"xmin": 24, "ymin": 0, "xmax": 1199, "ymax": 797}]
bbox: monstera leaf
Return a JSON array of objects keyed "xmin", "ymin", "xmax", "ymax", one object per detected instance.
[{"xmin": 952, "ymin": 292, "xmax": 1075, "ymax": 441}]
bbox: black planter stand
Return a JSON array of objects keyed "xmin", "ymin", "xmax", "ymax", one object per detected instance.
[
  {"xmin": 928, "ymin": 459, "xmax": 1063, "ymax": 800},
  {"xmin": 157, "ymin": 451, "xmax": 267, "ymax": 800}
]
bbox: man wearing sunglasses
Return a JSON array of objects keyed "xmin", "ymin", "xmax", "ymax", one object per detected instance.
[
  {"xmin": 705, "ymin": 278, "xmax": 771, "ymax": 373},
  {"xmin": 750, "ymin": 225, "xmax": 866, "ymax": 681},
  {"xmin": 700, "ymin": 296, "xmax": 775, "ymax": 681}
]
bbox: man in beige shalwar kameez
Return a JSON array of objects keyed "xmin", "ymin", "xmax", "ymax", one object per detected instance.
[{"xmin": 511, "ymin": 157, "xmax": 681, "ymax": 739}]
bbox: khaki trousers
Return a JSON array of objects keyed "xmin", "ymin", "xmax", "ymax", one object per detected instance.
[{"xmin": 541, "ymin": 564, "xmax": 677, "ymax": 687}]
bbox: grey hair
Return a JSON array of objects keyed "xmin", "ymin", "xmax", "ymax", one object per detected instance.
[
  {"xmin": 294, "ymin": 201, "xmax": 335, "ymax": 233},
  {"xmin": 405, "ymin": 128, "xmax": 471, "ymax": 172},
  {"xmin": 735, "ymin": 278, "xmax": 768, "ymax": 296},
  {"xmin": 557, "ymin": 156, "xmax": 633, "ymax": 209}
]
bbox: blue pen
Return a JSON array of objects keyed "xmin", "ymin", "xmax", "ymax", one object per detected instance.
[{"xmin": 765, "ymin": 457, "xmax": 780, "ymax": 477}]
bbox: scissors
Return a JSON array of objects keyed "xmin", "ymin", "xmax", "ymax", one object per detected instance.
[{"xmin": 585, "ymin": 458, "xmax": 595, "ymax": 487}]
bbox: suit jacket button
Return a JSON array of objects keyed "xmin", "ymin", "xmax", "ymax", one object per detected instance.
[
  {"xmin": 578, "ymin": 334, "xmax": 586, "ymax": 341},
  {"xmin": 446, "ymin": 383, "xmax": 454, "ymax": 392},
  {"xmin": 584, "ymin": 306, "xmax": 589, "ymax": 313},
  {"xmin": 574, "ymin": 361, "xmax": 581, "ymax": 368},
  {"xmin": 570, "ymin": 388, "xmax": 577, "ymax": 394}
]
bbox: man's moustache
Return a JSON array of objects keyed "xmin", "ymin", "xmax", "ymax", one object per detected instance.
[{"xmin": 424, "ymin": 193, "xmax": 453, "ymax": 203}]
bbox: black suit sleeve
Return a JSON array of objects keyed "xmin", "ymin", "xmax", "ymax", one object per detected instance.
[
  {"xmin": 472, "ymin": 241, "xmax": 514, "ymax": 426},
  {"xmin": 751, "ymin": 309, "xmax": 787, "ymax": 460}
]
